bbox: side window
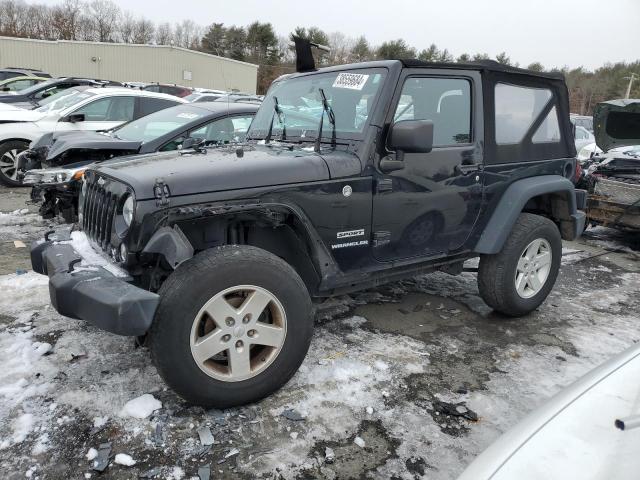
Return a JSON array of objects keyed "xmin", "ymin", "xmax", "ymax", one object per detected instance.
[
  {"xmin": 138, "ymin": 97, "xmax": 178, "ymax": 117},
  {"xmin": 532, "ymin": 107, "xmax": 560, "ymax": 143},
  {"xmin": 392, "ymin": 77, "xmax": 472, "ymax": 146},
  {"xmin": 73, "ymin": 97, "xmax": 135, "ymax": 121},
  {"xmin": 7, "ymin": 79, "xmax": 35, "ymax": 91},
  {"xmin": 160, "ymin": 136, "xmax": 185, "ymax": 152},
  {"xmin": 190, "ymin": 115, "xmax": 254, "ymax": 145},
  {"xmin": 495, "ymin": 83, "xmax": 553, "ymax": 144}
]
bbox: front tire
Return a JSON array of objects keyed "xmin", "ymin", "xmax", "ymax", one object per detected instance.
[
  {"xmin": 477, "ymin": 213, "xmax": 562, "ymax": 316},
  {"xmin": 0, "ymin": 140, "xmax": 29, "ymax": 187},
  {"xmin": 148, "ymin": 245, "xmax": 313, "ymax": 408}
]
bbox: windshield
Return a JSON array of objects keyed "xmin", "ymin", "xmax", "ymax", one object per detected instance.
[
  {"xmin": 34, "ymin": 88, "xmax": 94, "ymax": 113},
  {"xmin": 247, "ymin": 68, "xmax": 387, "ymax": 142},
  {"xmin": 114, "ymin": 104, "xmax": 208, "ymax": 142},
  {"xmin": 16, "ymin": 78, "xmax": 59, "ymax": 96}
]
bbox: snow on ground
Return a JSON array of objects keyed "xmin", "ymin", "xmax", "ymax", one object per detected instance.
[{"xmin": 0, "ymin": 195, "xmax": 639, "ymax": 479}]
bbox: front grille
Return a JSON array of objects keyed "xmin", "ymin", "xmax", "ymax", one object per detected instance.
[{"xmin": 82, "ymin": 180, "xmax": 119, "ymax": 251}]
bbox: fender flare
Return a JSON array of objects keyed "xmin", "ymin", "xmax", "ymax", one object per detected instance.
[
  {"xmin": 474, "ymin": 175, "xmax": 581, "ymax": 254},
  {"xmin": 142, "ymin": 225, "xmax": 194, "ymax": 269}
]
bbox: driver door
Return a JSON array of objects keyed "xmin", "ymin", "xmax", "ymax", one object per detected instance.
[{"xmin": 372, "ymin": 70, "xmax": 485, "ymax": 261}]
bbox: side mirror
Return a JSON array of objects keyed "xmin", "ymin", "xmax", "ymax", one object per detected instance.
[
  {"xmin": 63, "ymin": 113, "xmax": 85, "ymax": 123},
  {"xmin": 1, "ymin": 87, "xmax": 9, "ymax": 92},
  {"xmin": 181, "ymin": 137, "xmax": 197, "ymax": 150},
  {"xmin": 389, "ymin": 120, "xmax": 434, "ymax": 156}
]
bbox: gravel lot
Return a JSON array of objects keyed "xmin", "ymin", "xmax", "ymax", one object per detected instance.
[{"xmin": 1, "ymin": 185, "xmax": 639, "ymax": 480}]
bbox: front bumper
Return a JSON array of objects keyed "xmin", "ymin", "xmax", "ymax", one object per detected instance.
[{"xmin": 31, "ymin": 230, "xmax": 159, "ymax": 336}]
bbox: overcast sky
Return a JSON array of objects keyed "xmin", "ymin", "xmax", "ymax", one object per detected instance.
[{"xmin": 43, "ymin": 0, "xmax": 640, "ymax": 70}]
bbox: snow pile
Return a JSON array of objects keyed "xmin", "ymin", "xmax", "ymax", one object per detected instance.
[
  {"xmin": 0, "ymin": 413, "xmax": 35, "ymax": 450},
  {"xmin": 114, "ymin": 453, "xmax": 136, "ymax": 466},
  {"xmin": 59, "ymin": 231, "xmax": 128, "ymax": 278},
  {"xmin": 0, "ymin": 209, "xmax": 42, "ymax": 226},
  {"xmin": 119, "ymin": 394, "xmax": 162, "ymax": 419}
]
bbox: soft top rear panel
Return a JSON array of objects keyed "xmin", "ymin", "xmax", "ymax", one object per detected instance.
[{"xmin": 481, "ymin": 69, "xmax": 575, "ymax": 164}]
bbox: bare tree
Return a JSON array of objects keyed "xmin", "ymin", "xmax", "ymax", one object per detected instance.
[
  {"xmin": 87, "ymin": 0, "xmax": 121, "ymax": 42},
  {"xmin": 119, "ymin": 10, "xmax": 135, "ymax": 43},
  {"xmin": 327, "ymin": 31, "xmax": 354, "ymax": 65},
  {"xmin": 51, "ymin": 0, "xmax": 82, "ymax": 40},
  {"xmin": 132, "ymin": 18, "xmax": 154, "ymax": 44},
  {"xmin": 0, "ymin": 0, "xmax": 27, "ymax": 37},
  {"xmin": 173, "ymin": 19, "xmax": 201, "ymax": 49},
  {"xmin": 155, "ymin": 22, "xmax": 172, "ymax": 45}
]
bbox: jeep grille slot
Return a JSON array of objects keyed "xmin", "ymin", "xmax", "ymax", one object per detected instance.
[{"xmin": 82, "ymin": 179, "xmax": 118, "ymax": 251}]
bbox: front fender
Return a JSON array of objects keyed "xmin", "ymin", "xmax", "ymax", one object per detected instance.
[{"xmin": 474, "ymin": 175, "xmax": 585, "ymax": 254}]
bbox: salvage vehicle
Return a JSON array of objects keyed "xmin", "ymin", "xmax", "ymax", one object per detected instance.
[
  {"xmin": 0, "ymin": 77, "xmax": 122, "ymax": 109},
  {"xmin": 0, "ymin": 75, "xmax": 47, "ymax": 92},
  {"xmin": 581, "ymin": 99, "xmax": 640, "ymax": 231},
  {"xmin": 23, "ymin": 102, "xmax": 258, "ymax": 221},
  {"xmin": 31, "ymin": 45, "xmax": 586, "ymax": 407},
  {"xmin": 0, "ymin": 87, "xmax": 184, "ymax": 186},
  {"xmin": 458, "ymin": 342, "xmax": 640, "ymax": 480}
]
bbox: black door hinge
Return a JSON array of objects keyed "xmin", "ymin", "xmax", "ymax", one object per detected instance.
[{"xmin": 376, "ymin": 178, "xmax": 393, "ymax": 193}]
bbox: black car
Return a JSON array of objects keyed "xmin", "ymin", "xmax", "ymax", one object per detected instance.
[
  {"xmin": 0, "ymin": 77, "xmax": 121, "ymax": 109},
  {"xmin": 24, "ymin": 102, "xmax": 258, "ymax": 221},
  {"xmin": 31, "ymin": 54, "xmax": 586, "ymax": 408}
]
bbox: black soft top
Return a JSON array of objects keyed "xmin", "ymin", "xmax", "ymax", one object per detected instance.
[{"xmin": 400, "ymin": 59, "xmax": 565, "ymax": 81}]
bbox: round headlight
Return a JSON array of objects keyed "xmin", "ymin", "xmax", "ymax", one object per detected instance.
[{"xmin": 122, "ymin": 195, "xmax": 134, "ymax": 227}]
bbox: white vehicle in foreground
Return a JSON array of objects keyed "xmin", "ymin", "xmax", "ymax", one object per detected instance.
[
  {"xmin": 0, "ymin": 87, "xmax": 185, "ymax": 186},
  {"xmin": 458, "ymin": 343, "xmax": 640, "ymax": 480}
]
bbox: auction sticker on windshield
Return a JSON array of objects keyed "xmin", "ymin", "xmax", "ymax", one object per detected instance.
[{"xmin": 333, "ymin": 73, "xmax": 369, "ymax": 90}]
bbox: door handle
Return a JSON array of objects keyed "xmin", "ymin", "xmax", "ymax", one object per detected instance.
[{"xmin": 455, "ymin": 163, "xmax": 483, "ymax": 175}]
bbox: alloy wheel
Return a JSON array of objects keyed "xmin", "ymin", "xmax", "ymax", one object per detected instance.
[
  {"xmin": 190, "ymin": 285, "xmax": 287, "ymax": 382},
  {"xmin": 514, "ymin": 238, "xmax": 552, "ymax": 299}
]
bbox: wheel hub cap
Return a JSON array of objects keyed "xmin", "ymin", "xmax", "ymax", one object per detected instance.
[
  {"xmin": 515, "ymin": 238, "xmax": 552, "ymax": 299},
  {"xmin": 190, "ymin": 285, "xmax": 287, "ymax": 382}
]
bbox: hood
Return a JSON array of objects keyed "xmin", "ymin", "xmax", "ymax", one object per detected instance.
[
  {"xmin": 94, "ymin": 144, "xmax": 331, "ymax": 200},
  {"xmin": 0, "ymin": 107, "xmax": 46, "ymax": 123},
  {"xmin": 39, "ymin": 130, "xmax": 142, "ymax": 166},
  {"xmin": 593, "ymin": 99, "xmax": 640, "ymax": 152}
]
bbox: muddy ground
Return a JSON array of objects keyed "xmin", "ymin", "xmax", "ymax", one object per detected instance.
[{"xmin": 0, "ymin": 185, "xmax": 639, "ymax": 480}]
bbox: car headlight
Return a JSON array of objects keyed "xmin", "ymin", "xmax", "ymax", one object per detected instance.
[
  {"xmin": 28, "ymin": 167, "xmax": 86, "ymax": 185},
  {"xmin": 122, "ymin": 194, "xmax": 134, "ymax": 227}
]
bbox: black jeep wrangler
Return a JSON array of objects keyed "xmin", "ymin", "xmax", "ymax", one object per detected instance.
[{"xmin": 31, "ymin": 58, "xmax": 586, "ymax": 407}]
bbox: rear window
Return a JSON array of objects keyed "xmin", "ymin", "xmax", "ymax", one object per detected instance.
[
  {"xmin": 495, "ymin": 83, "xmax": 554, "ymax": 144},
  {"xmin": 606, "ymin": 111, "xmax": 640, "ymax": 140}
]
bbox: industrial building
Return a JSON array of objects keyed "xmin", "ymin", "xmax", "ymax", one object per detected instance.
[{"xmin": 0, "ymin": 36, "xmax": 258, "ymax": 93}]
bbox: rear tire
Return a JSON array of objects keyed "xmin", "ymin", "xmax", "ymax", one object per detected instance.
[
  {"xmin": 478, "ymin": 213, "xmax": 562, "ymax": 316},
  {"xmin": 0, "ymin": 140, "xmax": 29, "ymax": 187},
  {"xmin": 148, "ymin": 245, "xmax": 313, "ymax": 408}
]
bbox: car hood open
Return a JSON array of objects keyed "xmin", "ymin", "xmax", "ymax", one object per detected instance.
[
  {"xmin": 94, "ymin": 144, "xmax": 333, "ymax": 200},
  {"xmin": 593, "ymin": 99, "xmax": 640, "ymax": 152}
]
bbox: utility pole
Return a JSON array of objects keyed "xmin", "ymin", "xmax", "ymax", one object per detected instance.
[{"xmin": 623, "ymin": 73, "xmax": 638, "ymax": 99}]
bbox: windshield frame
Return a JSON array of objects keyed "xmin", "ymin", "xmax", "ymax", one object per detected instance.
[{"xmin": 246, "ymin": 66, "xmax": 389, "ymax": 144}]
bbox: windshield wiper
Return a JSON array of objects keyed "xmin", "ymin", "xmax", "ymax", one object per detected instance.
[
  {"xmin": 315, "ymin": 88, "xmax": 336, "ymax": 153},
  {"xmin": 265, "ymin": 96, "xmax": 286, "ymax": 144}
]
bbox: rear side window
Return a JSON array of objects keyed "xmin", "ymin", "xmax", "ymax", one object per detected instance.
[
  {"xmin": 138, "ymin": 97, "xmax": 179, "ymax": 117},
  {"xmin": 392, "ymin": 77, "xmax": 472, "ymax": 146},
  {"xmin": 495, "ymin": 83, "xmax": 554, "ymax": 144}
]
